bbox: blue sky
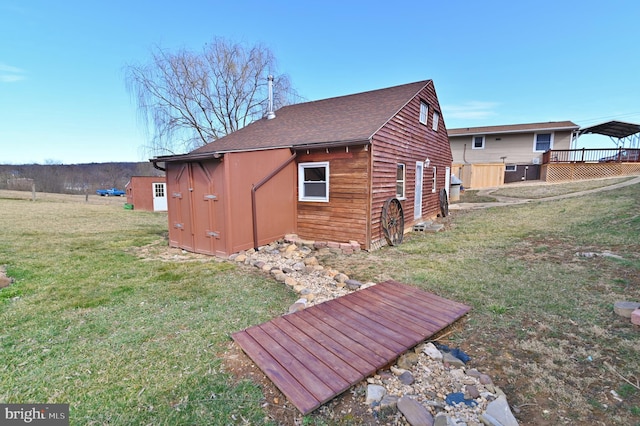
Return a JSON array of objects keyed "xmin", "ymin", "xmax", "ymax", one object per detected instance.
[{"xmin": 2, "ymin": 0, "xmax": 639, "ymax": 164}]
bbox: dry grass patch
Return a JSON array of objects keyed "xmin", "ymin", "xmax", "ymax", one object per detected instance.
[{"xmin": 491, "ymin": 176, "xmax": 634, "ymax": 199}]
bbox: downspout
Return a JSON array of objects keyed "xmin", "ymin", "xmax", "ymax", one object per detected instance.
[
  {"xmin": 152, "ymin": 160, "xmax": 166, "ymax": 172},
  {"xmin": 251, "ymin": 151, "xmax": 297, "ymax": 249}
]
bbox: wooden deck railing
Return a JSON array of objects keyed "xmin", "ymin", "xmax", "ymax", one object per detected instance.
[{"xmin": 543, "ymin": 148, "xmax": 640, "ymax": 164}]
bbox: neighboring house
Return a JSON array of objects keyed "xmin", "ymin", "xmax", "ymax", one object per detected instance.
[
  {"xmin": 125, "ymin": 176, "xmax": 167, "ymax": 212},
  {"xmin": 151, "ymin": 80, "xmax": 453, "ymax": 258},
  {"xmin": 448, "ymin": 121, "xmax": 579, "ymax": 186}
]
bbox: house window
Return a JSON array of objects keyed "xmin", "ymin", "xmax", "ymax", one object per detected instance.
[
  {"xmin": 154, "ymin": 183, "xmax": 165, "ymax": 197},
  {"xmin": 396, "ymin": 164, "xmax": 406, "ymax": 198},
  {"xmin": 472, "ymin": 136, "xmax": 485, "ymax": 149},
  {"xmin": 419, "ymin": 102, "xmax": 428, "ymax": 125},
  {"xmin": 505, "ymin": 164, "xmax": 517, "ymax": 172},
  {"xmin": 432, "ymin": 111, "xmax": 440, "ymax": 131},
  {"xmin": 534, "ymin": 132, "xmax": 553, "ymax": 152},
  {"xmin": 298, "ymin": 162, "xmax": 329, "ymax": 202},
  {"xmin": 432, "ymin": 166, "xmax": 437, "ymax": 193}
]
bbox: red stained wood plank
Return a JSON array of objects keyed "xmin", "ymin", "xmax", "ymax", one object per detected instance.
[
  {"xmin": 299, "ymin": 308, "xmax": 393, "ymax": 366},
  {"xmin": 244, "ymin": 326, "xmax": 334, "ymax": 403},
  {"xmin": 381, "ymin": 281, "xmax": 471, "ymax": 316},
  {"xmin": 310, "ymin": 303, "xmax": 402, "ymax": 361},
  {"xmin": 376, "ymin": 282, "xmax": 471, "ymax": 323},
  {"xmin": 359, "ymin": 286, "xmax": 451, "ymax": 330},
  {"xmin": 232, "ymin": 281, "xmax": 471, "ymax": 415},
  {"xmin": 281, "ymin": 314, "xmax": 378, "ymax": 375},
  {"xmin": 231, "ymin": 330, "xmax": 320, "ymax": 414},
  {"xmin": 270, "ymin": 316, "xmax": 364, "ymax": 384},
  {"xmin": 368, "ymin": 282, "xmax": 469, "ymax": 325},
  {"xmin": 258, "ymin": 321, "xmax": 350, "ymax": 393},
  {"xmin": 318, "ymin": 297, "xmax": 416, "ymax": 349},
  {"xmin": 335, "ymin": 293, "xmax": 434, "ymax": 340}
]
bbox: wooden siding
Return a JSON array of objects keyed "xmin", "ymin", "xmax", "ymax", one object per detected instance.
[
  {"xmin": 452, "ymin": 163, "xmax": 506, "ymax": 189},
  {"xmin": 165, "ymin": 149, "xmax": 296, "ymax": 257},
  {"xmin": 371, "ymin": 82, "xmax": 452, "ymax": 246},
  {"xmin": 225, "ymin": 149, "xmax": 296, "ymax": 254},
  {"xmin": 232, "ymin": 280, "xmax": 472, "ymax": 414},
  {"xmin": 296, "ymin": 147, "xmax": 370, "ymax": 248},
  {"xmin": 125, "ymin": 176, "xmax": 166, "ymax": 211}
]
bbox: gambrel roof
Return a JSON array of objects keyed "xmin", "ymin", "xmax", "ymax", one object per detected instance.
[
  {"xmin": 448, "ymin": 121, "xmax": 579, "ymax": 137},
  {"xmin": 157, "ymin": 80, "xmax": 433, "ymax": 161}
]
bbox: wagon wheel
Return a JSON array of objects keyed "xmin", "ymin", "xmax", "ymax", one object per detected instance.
[
  {"xmin": 381, "ymin": 197, "xmax": 404, "ymax": 246},
  {"xmin": 439, "ymin": 188, "xmax": 449, "ymax": 217}
]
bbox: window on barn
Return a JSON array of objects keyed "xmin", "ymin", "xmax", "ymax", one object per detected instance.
[
  {"xmin": 298, "ymin": 162, "xmax": 329, "ymax": 202},
  {"xmin": 534, "ymin": 132, "xmax": 553, "ymax": 152},
  {"xmin": 472, "ymin": 136, "xmax": 485, "ymax": 149},
  {"xmin": 419, "ymin": 102, "xmax": 428, "ymax": 125},
  {"xmin": 432, "ymin": 111, "xmax": 440, "ymax": 131},
  {"xmin": 396, "ymin": 164, "xmax": 406, "ymax": 199},
  {"xmin": 432, "ymin": 166, "xmax": 437, "ymax": 193},
  {"xmin": 154, "ymin": 183, "xmax": 165, "ymax": 197}
]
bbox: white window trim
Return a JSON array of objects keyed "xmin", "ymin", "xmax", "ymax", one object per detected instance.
[
  {"xmin": 419, "ymin": 101, "xmax": 428, "ymax": 125},
  {"xmin": 472, "ymin": 135, "xmax": 485, "ymax": 149},
  {"xmin": 431, "ymin": 166, "xmax": 437, "ymax": 193},
  {"xmin": 505, "ymin": 164, "xmax": 517, "ymax": 172},
  {"xmin": 432, "ymin": 111, "xmax": 439, "ymax": 131},
  {"xmin": 396, "ymin": 163, "xmax": 406, "ymax": 199},
  {"xmin": 533, "ymin": 132, "xmax": 554, "ymax": 153},
  {"xmin": 298, "ymin": 162, "xmax": 329, "ymax": 202}
]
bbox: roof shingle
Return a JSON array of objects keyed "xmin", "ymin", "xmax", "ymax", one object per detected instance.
[
  {"xmin": 185, "ymin": 80, "xmax": 432, "ymax": 156},
  {"xmin": 447, "ymin": 121, "xmax": 579, "ymax": 136}
]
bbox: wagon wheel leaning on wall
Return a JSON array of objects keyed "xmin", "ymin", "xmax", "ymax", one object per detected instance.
[
  {"xmin": 381, "ymin": 197, "xmax": 404, "ymax": 246},
  {"xmin": 439, "ymin": 188, "xmax": 449, "ymax": 217}
]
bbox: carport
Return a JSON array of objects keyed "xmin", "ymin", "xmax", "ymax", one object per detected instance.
[{"xmin": 572, "ymin": 120, "xmax": 640, "ymax": 149}]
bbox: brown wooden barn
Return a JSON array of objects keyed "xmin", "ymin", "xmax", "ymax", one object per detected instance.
[
  {"xmin": 125, "ymin": 176, "xmax": 167, "ymax": 212},
  {"xmin": 152, "ymin": 80, "xmax": 453, "ymax": 257}
]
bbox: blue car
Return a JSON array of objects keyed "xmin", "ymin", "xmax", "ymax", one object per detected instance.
[{"xmin": 96, "ymin": 188, "xmax": 125, "ymax": 196}]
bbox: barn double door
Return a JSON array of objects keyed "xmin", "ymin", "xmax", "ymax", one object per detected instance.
[{"xmin": 169, "ymin": 162, "xmax": 224, "ymax": 256}]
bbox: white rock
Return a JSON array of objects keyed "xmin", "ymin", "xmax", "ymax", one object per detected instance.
[
  {"xmin": 423, "ymin": 342, "xmax": 443, "ymax": 360},
  {"xmin": 365, "ymin": 384, "xmax": 386, "ymax": 405},
  {"xmin": 483, "ymin": 395, "xmax": 519, "ymax": 426}
]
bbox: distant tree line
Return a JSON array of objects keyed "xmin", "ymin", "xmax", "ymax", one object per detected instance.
[{"xmin": 0, "ymin": 162, "xmax": 163, "ymax": 194}]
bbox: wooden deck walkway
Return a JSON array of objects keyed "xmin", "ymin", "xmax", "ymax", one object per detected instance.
[{"xmin": 231, "ymin": 280, "xmax": 471, "ymax": 415}]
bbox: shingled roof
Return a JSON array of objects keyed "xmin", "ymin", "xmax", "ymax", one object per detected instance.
[
  {"xmin": 158, "ymin": 80, "xmax": 432, "ymax": 161},
  {"xmin": 448, "ymin": 121, "xmax": 579, "ymax": 137}
]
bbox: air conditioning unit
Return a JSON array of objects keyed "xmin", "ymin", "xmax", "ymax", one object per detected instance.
[{"xmin": 532, "ymin": 158, "xmax": 541, "ymax": 165}]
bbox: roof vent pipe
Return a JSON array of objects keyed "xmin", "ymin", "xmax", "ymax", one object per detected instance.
[{"xmin": 266, "ymin": 75, "xmax": 276, "ymax": 120}]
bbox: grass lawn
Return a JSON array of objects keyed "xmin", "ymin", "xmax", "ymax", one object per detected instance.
[
  {"xmin": 0, "ymin": 193, "xmax": 295, "ymax": 425},
  {"xmin": 1, "ymin": 179, "xmax": 639, "ymax": 425}
]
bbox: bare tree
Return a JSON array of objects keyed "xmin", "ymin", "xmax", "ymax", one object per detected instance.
[{"xmin": 125, "ymin": 38, "xmax": 298, "ymax": 157}]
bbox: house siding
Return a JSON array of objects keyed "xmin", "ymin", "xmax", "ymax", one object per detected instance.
[
  {"xmin": 295, "ymin": 147, "xmax": 370, "ymax": 248},
  {"xmin": 450, "ymin": 130, "xmax": 574, "ymax": 165},
  {"xmin": 160, "ymin": 80, "xmax": 454, "ymax": 256},
  {"xmin": 371, "ymin": 83, "xmax": 451, "ymax": 247}
]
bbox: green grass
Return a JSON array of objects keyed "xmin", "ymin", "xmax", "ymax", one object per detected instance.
[
  {"xmin": 1, "ymin": 180, "xmax": 640, "ymax": 425},
  {"xmin": 317, "ymin": 181, "xmax": 640, "ymax": 425},
  {"xmin": 0, "ymin": 196, "xmax": 294, "ymax": 425}
]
